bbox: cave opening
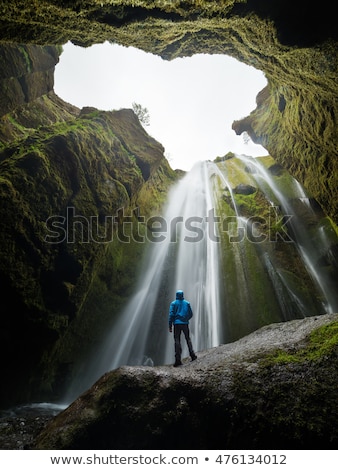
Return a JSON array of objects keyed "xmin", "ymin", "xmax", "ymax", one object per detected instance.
[{"xmin": 54, "ymin": 41, "xmax": 268, "ymax": 171}]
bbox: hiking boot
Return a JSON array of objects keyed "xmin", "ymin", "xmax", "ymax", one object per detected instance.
[
  {"xmin": 173, "ymin": 361, "xmax": 182, "ymax": 367},
  {"xmin": 191, "ymin": 354, "xmax": 197, "ymax": 361}
]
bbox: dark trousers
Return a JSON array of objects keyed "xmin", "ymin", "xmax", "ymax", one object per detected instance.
[{"xmin": 174, "ymin": 324, "xmax": 195, "ymax": 362}]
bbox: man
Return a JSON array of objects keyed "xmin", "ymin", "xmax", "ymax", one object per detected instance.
[{"xmin": 168, "ymin": 290, "xmax": 197, "ymax": 367}]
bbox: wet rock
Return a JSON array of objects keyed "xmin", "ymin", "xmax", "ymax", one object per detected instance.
[
  {"xmin": 33, "ymin": 313, "xmax": 338, "ymax": 450},
  {"xmin": 233, "ymin": 183, "xmax": 257, "ymax": 195},
  {"xmin": 0, "ymin": 404, "xmax": 62, "ymax": 449}
]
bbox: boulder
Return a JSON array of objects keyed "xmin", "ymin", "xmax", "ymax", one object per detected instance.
[
  {"xmin": 233, "ymin": 183, "xmax": 257, "ymax": 195},
  {"xmin": 33, "ymin": 313, "xmax": 338, "ymax": 450}
]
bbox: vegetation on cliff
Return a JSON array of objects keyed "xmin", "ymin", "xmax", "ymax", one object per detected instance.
[
  {"xmin": 210, "ymin": 154, "xmax": 338, "ymax": 341},
  {"xmin": 0, "ymin": 1, "xmax": 337, "ymax": 222}
]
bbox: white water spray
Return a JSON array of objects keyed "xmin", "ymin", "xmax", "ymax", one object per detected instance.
[{"xmin": 66, "ymin": 161, "xmax": 223, "ymax": 401}]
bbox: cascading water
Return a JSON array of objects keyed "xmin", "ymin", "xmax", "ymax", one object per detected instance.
[
  {"xmin": 66, "ymin": 161, "xmax": 223, "ymax": 402},
  {"xmin": 169, "ymin": 163, "xmax": 222, "ymax": 354},
  {"xmin": 65, "ymin": 154, "xmax": 338, "ymax": 404},
  {"xmin": 236, "ymin": 154, "xmax": 338, "ymax": 314}
]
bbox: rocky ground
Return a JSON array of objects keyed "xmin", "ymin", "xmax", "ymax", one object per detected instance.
[{"xmin": 0, "ymin": 403, "xmax": 65, "ymax": 449}]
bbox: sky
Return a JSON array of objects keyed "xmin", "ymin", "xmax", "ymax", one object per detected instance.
[{"xmin": 54, "ymin": 41, "xmax": 268, "ymax": 171}]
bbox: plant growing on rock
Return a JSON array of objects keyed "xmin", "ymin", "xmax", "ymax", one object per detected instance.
[{"xmin": 132, "ymin": 102, "xmax": 150, "ymax": 127}]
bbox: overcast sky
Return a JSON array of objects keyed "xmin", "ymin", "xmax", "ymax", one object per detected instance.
[{"xmin": 54, "ymin": 41, "xmax": 268, "ymax": 171}]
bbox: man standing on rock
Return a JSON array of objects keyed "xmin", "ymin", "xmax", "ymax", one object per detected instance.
[{"xmin": 169, "ymin": 290, "xmax": 197, "ymax": 367}]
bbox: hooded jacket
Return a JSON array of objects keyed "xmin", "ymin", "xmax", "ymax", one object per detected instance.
[{"xmin": 169, "ymin": 290, "xmax": 193, "ymax": 328}]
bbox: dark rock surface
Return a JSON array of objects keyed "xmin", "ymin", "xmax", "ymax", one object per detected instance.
[
  {"xmin": 233, "ymin": 184, "xmax": 257, "ymax": 195},
  {"xmin": 0, "ymin": 403, "xmax": 64, "ymax": 450},
  {"xmin": 33, "ymin": 313, "xmax": 338, "ymax": 450}
]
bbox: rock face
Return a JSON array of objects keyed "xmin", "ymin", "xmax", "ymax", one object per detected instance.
[
  {"xmin": 0, "ymin": 44, "xmax": 60, "ymax": 116},
  {"xmin": 33, "ymin": 313, "xmax": 338, "ymax": 450}
]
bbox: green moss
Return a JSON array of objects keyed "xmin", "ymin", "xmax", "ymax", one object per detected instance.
[
  {"xmin": 0, "ymin": 1, "xmax": 337, "ymax": 223},
  {"xmin": 214, "ymin": 151, "xmax": 235, "ymax": 163},
  {"xmin": 261, "ymin": 321, "xmax": 338, "ymax": 366},
  {"xmin": 18, "ymin": 45, "xmax": 32, "ymax": 72}
]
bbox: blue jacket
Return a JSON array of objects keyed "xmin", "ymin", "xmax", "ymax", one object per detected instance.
[{"xmin": 169, "ymin": 290, "xmax": 193, "ymax": 328}]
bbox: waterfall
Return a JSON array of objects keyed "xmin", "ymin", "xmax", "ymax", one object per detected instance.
[
  {"xmin": 66, "ymin": 161, "xmax": 223, "ymax": 402},
  {"xmin": 236, "ymin": 154, "xmax": 338, "ymax": 313},
  {"xmin": 168, "ymin": 162, "xmax": 222, "ymax": 355},
  {"xmin": 64, "ymin": 155, "xmax": 338, "ymax": 404}
]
